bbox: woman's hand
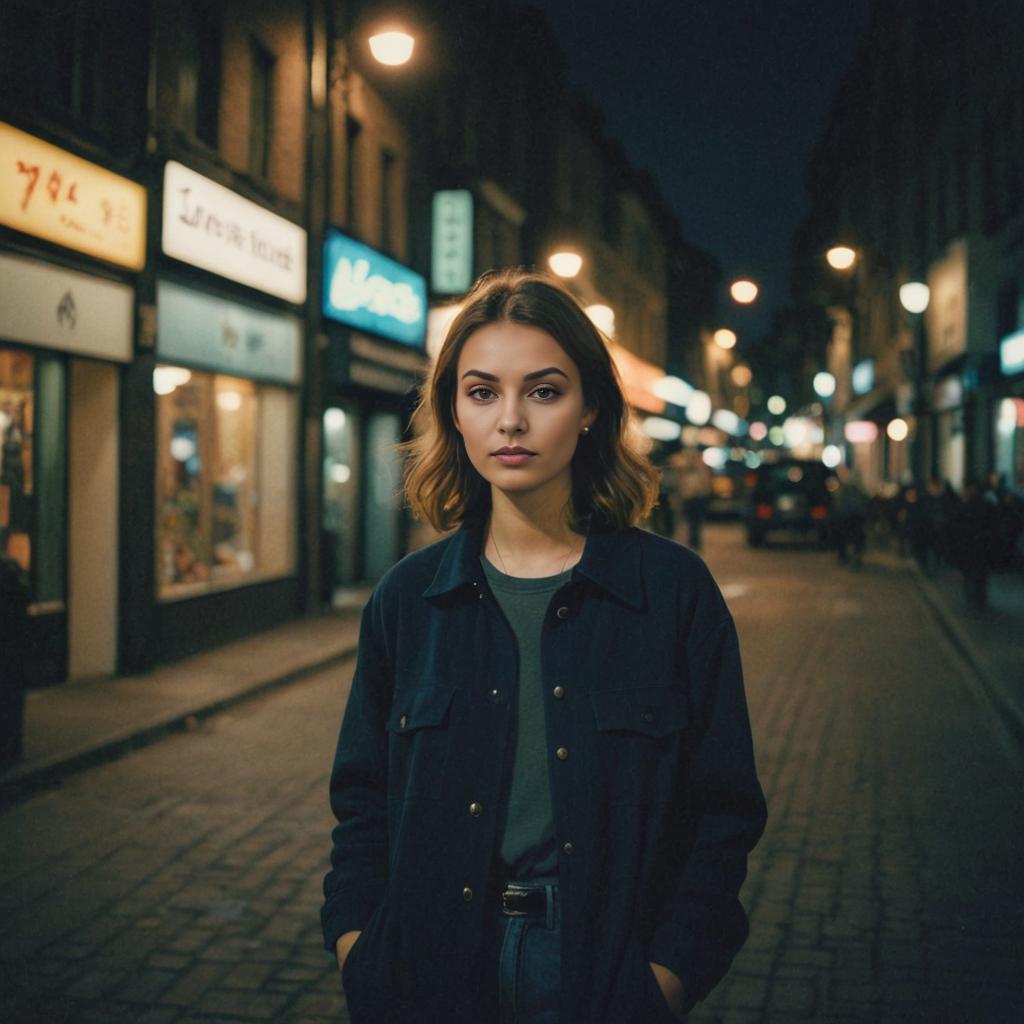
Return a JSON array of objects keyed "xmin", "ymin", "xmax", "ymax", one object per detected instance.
[
  {"xmin": 649, "ymin": 960, "xmax": 686, "ymax": 1018},
  {"xmin": 335, "ymin": 930, "xmax": 362, "ymax": 973}
]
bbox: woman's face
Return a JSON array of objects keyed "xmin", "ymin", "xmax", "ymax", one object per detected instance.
[{"xmin": 452, "ymin": 321, "xmax": 595, "ymax": 506}]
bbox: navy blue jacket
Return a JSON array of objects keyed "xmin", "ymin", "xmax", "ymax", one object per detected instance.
[{"xmin": 322, "ymin": 515, "xmax": 767, "ymax": 1023}]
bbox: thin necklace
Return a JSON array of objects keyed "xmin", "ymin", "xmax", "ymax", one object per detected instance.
[{"xmin": 490, "ymin": 528, "xmax": 580, "ymax": 577}]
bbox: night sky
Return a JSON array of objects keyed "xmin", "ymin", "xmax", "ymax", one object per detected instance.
[{"xmin": 531, "ymin": 0, "xmax": 872, "ymax": 349}]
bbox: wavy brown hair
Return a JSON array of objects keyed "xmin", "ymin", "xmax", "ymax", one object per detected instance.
[{"xmin": 403, "ymin": 268, "xmax": 660, "ymax": 532}]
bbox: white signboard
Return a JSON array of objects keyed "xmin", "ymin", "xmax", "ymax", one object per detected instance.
[
  {"xmin": 162, "ymin": 161, "xmax": 307, "ymax": 303},
  {"xmin": 0, "ymin": 252, "xmax": 133, "ymax": 362}
]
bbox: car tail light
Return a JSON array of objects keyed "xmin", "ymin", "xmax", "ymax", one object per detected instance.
[
  {"xmin": 755, "ymin": 503, "xmax": 773, "ymax": 519},
  {"xmin": 810, "ymin": 505, "xmax": 828, "ymax": 520}
]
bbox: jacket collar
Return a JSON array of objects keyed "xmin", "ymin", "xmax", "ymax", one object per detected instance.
[{"xmin": 422, "ymin": 514, "xmax": 646, "ymax": 610}]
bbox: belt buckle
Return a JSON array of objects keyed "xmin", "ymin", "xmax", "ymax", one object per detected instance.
[{"xmin": 501, "ymin": 889, "xmax": 528, "ymax": 917}]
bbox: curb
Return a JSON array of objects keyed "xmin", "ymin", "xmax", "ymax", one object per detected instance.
[
  {"xmin": 905, "ymin": 559, "xmax": 1024, "ymax": 754},
  {"xmin": 0, "ymin": 642, "xmax": 358, "ymax": 809}
]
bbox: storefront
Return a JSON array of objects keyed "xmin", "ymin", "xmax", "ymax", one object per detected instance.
[
  {"xmin": 321, "ymin": 229, "xmax": 427, "ymax": 591},
  {"xmin": 995, "ymin": 329, "xmax": 1024, "ymax": 491},
  {"xmin": 150, "ymin": 161, "xmax": 306, "ymax": 661},
  {"xmin": 0, "ymin": 123, "xmax": 144, "ymax": 685}
]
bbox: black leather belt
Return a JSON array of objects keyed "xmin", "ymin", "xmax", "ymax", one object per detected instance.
[{"xmin": 500, "ymin": 883, "xmax": 553, "ymax": 917}]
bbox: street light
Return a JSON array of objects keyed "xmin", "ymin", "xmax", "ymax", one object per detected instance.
[
  {"xmin": 368, "ymin": 29, "xmax": 415, "ymax": 66},
  {"xmin": 826, "ymin": 246, "xmax": 857, "ymax": 271},
  {"xmin": 730, "ymin": 279, "xmax": 758, "ymax": 304},
  {"xmin": 899, "ymin": 280, "xmax": 931, "ymax": 483},
  {"xmin": 813, "ymin": 371, "xmax": 837, "ymax": 399},
  {"xmin": 713, "ymin": 328, "xmax": 737, "ymax": 350},
  {"xmin": 548, "ymin": 251, "xmax": 582, "ymax": 278},
  {"xmin": 585, "ymin": 304, "xmax": 615, "ymax": 337},
  {"xmin": 899, "ymin": 282, "xmax": 930, "ymax": 315}
]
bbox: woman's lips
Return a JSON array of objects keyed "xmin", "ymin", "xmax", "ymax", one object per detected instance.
[{"xmin": 494, "ymin": 453, "xmax": 535, "ymax": 466}]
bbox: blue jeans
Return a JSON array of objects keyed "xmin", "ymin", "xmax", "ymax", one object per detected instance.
[
  {"xmin": 490, "ymin": 881, "xmax": 561, "ymax": 1024},
  {"xmin": 480, "ymin": 880, "xmax": 685, "ymax": 1024}
]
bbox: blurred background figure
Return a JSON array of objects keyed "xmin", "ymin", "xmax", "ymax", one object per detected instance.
[
  {"xmin": 671, "ymin": 448, "xmax": 713, "ymax": 550},
  {"xmin": 950, "ymin": 478, "xmax": 1000, "ymax": 609},
  {"xmin": 832, "ymin": 465, "xmax": 868, "ymax": 569}
]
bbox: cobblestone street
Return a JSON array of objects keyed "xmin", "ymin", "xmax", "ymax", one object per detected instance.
[{"xmin": 1, "ymin": 525, "xmax": 1022, "ymax": 1023}]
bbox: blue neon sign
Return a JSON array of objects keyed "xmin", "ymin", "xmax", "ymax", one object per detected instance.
[{"xmin": 323, "ymin": 230, "xmax": 426, "ymax": 347}]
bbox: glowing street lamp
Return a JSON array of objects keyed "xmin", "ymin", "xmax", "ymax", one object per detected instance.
[
  {"xmin": 729, "ymin": 279, "xmax": 758, "ymax": 304},
  {"xmin": 368, "ymin": 29, "xmax": 416, "ymax": 66},
  {"xmin": 585, "ymin": 304, "xmax": 615, "ymax": 337},
  {"xmin": 766, "ymin": 395, "xmax": 787, "ymax": 416},
  {"xmin": 813, "ymin": 371, "xmax": 837, "ymax": 398},
  {"xmin": 713, "ymin": 328, "xmax": 737, "ymax": 350},
  {"xmin": 887, "ymin": 418, "xmax": 909, "ymax": 442},
  {"xmin": 899, "ymin": 282, "xmax": 930, "ymax": 315},
  {"xmin": 730, "ymin": 364, "xmax": 753, "ymax": 387},
  {"xmin": 548, "ymin": 251, "xmax": 583, "ymax": 278},
  {"xmin": 826, "ymin": 246, "xmax": 857, "ymax": 271}
]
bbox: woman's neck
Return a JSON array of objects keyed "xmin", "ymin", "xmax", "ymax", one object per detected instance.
[{"xmin": 485, "ymin": 489, "xmax": 584, "ymax": 578}]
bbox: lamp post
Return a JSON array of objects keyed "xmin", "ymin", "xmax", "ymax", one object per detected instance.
[{"xmin": 899, "ymin": 281, "xmax": 930, "ymax": 484}]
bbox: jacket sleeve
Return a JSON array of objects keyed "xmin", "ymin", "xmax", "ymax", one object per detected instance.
[
  {"xmin": 646, "ymin": 613, "xmax": 767, "ymax": 1010},
  {"xmin": 320, "ymin": 588, "xmax": 393, "ymax": 952}
]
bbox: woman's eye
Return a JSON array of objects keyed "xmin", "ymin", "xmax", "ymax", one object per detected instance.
[
  {"xmin": 468, "ymin": 386, "xmax": 495, "ymax": 401},
  {"xmin": 531, "ymin": 386, "xmax": 560, "ymax": 400}
]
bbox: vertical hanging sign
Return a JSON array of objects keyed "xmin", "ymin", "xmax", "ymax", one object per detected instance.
[{"xmin": 431, "ymin": 190, "xmax": 474, "ymax": 295}]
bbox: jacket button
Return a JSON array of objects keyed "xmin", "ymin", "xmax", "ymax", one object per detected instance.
[
  {"xmin": 399, "ymin": 714, "xmax": 408, "ymax": 729},
  {"xmin": 462, "ymin": 887, "xmax": 473, "ymax": 901},
  {"xmin": 555, "ymin": 605, "xmax": 570, "ymax": 620},
  {"xmin": 556, "ymin": 747, "xmax": 569, "ymax": 760},
  {"xmin": 469, "ymin": 802, "xmax": 483, "ymax": 816},
  {"xmin": 553, "ymin": 686, "xmax": 565, "ymax": 699},
  {"xmin": 562, "ymin": 842, "xmax": 574, "ymax": 855},
  {"xmin": 642, "ymin": 707, "xmax": 655, "ymax": 723}
]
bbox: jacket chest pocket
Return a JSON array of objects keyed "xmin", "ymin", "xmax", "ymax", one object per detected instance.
[
  {"xmin": 387, "ymin": 686, "xmax": 456, "ymax": 800},
  {"xmin": 590, "ymin": 686, "xmax": 689, "ymax": 806}
]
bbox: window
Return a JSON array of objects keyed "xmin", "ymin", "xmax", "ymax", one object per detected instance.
[
  {"xmin": 0, "ymin": 349, "xmax": 35, "ymax": 576},
  {"xmin": 180, "ymin": 0, "xmax": 222, "ymax": 147},
  {"xmin": 249, "ymin": 37, "xmax": 275, "ymax": 179},
  {"xmin": 0, "ymin": 348, "xmax": 66, "ymax": 604},
  {"xmin": 346, "ymin": 117, "xmax": 362, "ymax": 231},
  {"xmin": 0, "ymin": 0, "xmax": 147, "ymax": 148},
  {"xmin": 155, "ymin": 367, "xmax": 296, "ymax": 598},
  {"xmin": 381, "ymin": 148, "xmax": 397, "ymax": 252}
]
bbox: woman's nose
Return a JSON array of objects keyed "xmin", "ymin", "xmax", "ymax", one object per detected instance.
[{"xmin": 497, "ymin": 398, "xmax": 527, "ymax": 433}]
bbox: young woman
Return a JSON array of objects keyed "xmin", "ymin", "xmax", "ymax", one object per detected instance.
[{"xmin": 321, "ymin": 269, "xmax": 766, "ymax": 1023}]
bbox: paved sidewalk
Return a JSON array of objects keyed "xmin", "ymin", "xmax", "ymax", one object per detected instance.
[
  {"xmin": 886, "ymin": 552, "xmax": 1024, "ymax": 740},
  {"xmin": 0, "ymin": 596, "xmax": 367, "ymax": 805}
]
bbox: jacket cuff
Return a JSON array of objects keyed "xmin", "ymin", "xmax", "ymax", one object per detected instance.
[
  {"xmin": 321, "ymin": 886, "xmax": 384, "ymax": 953},
  {"xmin": 646, "ymin": 893, "xmax": 749, "ymax": 1007}
]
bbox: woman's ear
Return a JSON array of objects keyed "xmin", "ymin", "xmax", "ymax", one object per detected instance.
[{"xmin": 581, "ymin": 407, "xmax": 597, "ymax": 433}]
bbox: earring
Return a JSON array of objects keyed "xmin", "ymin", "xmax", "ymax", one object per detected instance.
[{"xmin": 580, "ymin": 425, "xmax": 591, "ymax": 436}]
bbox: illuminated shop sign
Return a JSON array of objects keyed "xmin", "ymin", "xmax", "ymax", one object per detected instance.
[
  {"xmin": 322, "ymin": 229, "xmax": 426, "ymax": 347},
  {"xmin": 1000, "ymin": 329, "xmax": 1024, "ymax": 376},
  {"xmin": 157, "ymin": 280, "xmax": 301, "ymax": 385},
  {"xmin": 0, "ymin": 252, "xmax": 133, "ymax": 361},
  {"xmin": 162, "ymin": 161, "xmax": 307, "ymax": 303},
  {"xmin": 0, "ymin": 122, "xmax": 146, "ymax": 270},
  {"xmin": 852, "ymin": 358, "xmax": 874, "ymax": 396},
  {"xmin": 431, "ymin": 190, "xmax": 474, "ymax": 295}
]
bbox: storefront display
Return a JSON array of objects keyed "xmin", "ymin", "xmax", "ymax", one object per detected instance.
[
  {"xmin": 0, "ymin": 348, "xmax": 33, "ymax": 571},
  {"xmin": 155, "ymin": 280, "xmax": 300, "ymax": 601}
]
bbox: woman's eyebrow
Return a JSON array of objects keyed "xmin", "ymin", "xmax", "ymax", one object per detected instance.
[{"xmin": 461, "ymin": 367, "xmax": 570, "ymax": 381}]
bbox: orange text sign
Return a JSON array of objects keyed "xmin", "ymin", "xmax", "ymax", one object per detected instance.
[{"xmin": 0, "ymin": 122, "xmax": 146, "ymax": 270}]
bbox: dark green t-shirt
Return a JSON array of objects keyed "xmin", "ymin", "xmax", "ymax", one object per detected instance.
[{"xmin": 481, "ymin": 555, "xmax": 572, "ymax": 881}]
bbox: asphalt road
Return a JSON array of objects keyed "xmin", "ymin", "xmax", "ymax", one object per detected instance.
[{"xmin": 1, "ymin": 524, "xmax": 1021, "ymax": 1023}]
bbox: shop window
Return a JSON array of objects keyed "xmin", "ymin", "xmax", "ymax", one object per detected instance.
[
  {"xmin": 0, "ymin": 349, "xmax": 35, "ymax": 575},
  {"xmin": 0, "ymin": 348, "xmax": 66, "ymax": 607},
  {"xmin": 155, "ymin": 366, "xmax": 295, "ymax": 598}
]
